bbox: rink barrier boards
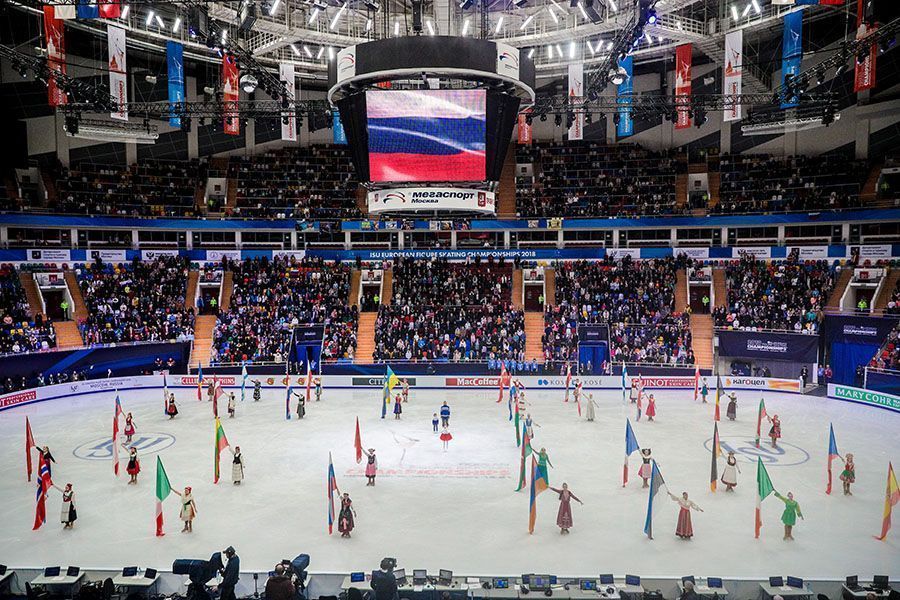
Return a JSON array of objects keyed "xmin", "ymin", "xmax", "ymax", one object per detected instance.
[{"xmin": 0, "ymin": 374, "xmax": 809, "ymax": 412}]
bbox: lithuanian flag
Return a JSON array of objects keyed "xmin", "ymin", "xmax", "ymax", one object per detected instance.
[{"xmin": 214, "ymin": 417, "xmax": 230, "ymax": 484}]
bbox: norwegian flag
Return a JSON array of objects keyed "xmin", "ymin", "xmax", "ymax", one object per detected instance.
[
  {"xmin": 113, "ymin": 393, "xmax": 124, "ymax": 476},
  {"xmin": 33, "ymin": 457, "xmax": 52, "ymax": 530}
]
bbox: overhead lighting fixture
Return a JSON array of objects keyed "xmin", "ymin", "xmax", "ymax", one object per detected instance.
[
  {"xmin": 120, "ymin": 4, "xmax": 129, "ymax": 18},
  {"xmin": 172, "ymin": 16, "xmax": 181, "ymax": 32},
  {"xmin": 290, "ymin": 43, "xmax": 300, "ymax": 55},
  {"xmin": 155, "ymin": 14, "xmax": 164, "ymax": 28},
  {"xmin": 240, "ymin": 73, "xmax": 258, "ymax": 93},
  {"xmin": 555, "ymin": 43, "xmax": 563, "ymax": 57},
  {"xmin": 426, "ymin": 20, "xmax": 435, "ymax": 34},
  {"xmin": 646, "ymin": 8, "xmax": 657, "ymax": 24},
  {"xmin": 567, "ymin": 40, "xmax": 575, "ymax": 58},
  {"xmin": 610, "ymin": 66, "xmax": 627, "ymax": 85},
  {"xmin": 316, "ymin": 46, "xmax": 325, "ymax": 59},
  {"xmin": 495, "ymin": 15, "xmax": 504, "ymax": 33},
  {"xmin": 461, "ymin": 18, "xmax": 470, "ymax": 35},
  {"xmin": 366, "ymin": 17, "xmax": 372, "ymax": 31},
  {"xmin": 546, "ymin": 44, "xmax": 553, "ymax": 59},
  {"xmin": 527, "ymin": 48, "xmax": 535, "ymax": 58},
  {"xmin": 394, "ymin": 20, "xmax": 400, "ymax": 35},
  {"xmin": 221, "ymin": 28, "xmax": 228, "ymax": 43},
  {"xmin": 606, "ymin": 41, "xmax": 613, "ymax": 50},
  {"xmin": 145, "ymin": 10, "xmax": 154, "ymax": 26},
  {"xmin": 328, "ymin": 46, "xmax": 335, "ymax": 59},
  {"xmin": 330, "ymin": 3, "xmax": 347, "ymax": 30},
  {"xmin": 303, "ymin": 45, "xmax": 313, "ymax": 57},
  {"xmin": 731, "ymin": 5, "xmax": 739, "ymax": 21},
  {"xmin": 657, "ymin": 35, "xmax": 663, "ymax": 43},
  {"xmin": 751, "ymin": 0, "xmax": 760, "ymax": 13},
  {"xmin": 741, "ymin": 3, "xmax": 751, "ymax": 17},
  {"xmin": 644, "ymin": 32, "xmax": 651, "ymax": 44},
  {"xmin": 588, "ymin": 40, "xmax": 596, "ymax": 55},
  {"xmin": 269, "ymin": 0, "xmax": 281, "ymax": 15},
  {"xmin": 459, "ymin": 0, "xmax": 474, "ymax": 8},
  {"xmin": 676, "ymin": 19, "xmax": 682, "ymax": 29},
  {"xmin": 608, "ymin": 0, "xmax": 617, "ymax": 12},
  {"xmin": 547, "ymin": 6, "xmax": 558, "ymax": 23},
  {"xmin": 578, "ymin": 3, "xmax": 589, "ymax": 21},
  {"xmin": 308, "ymin": 8, "xmax": 319, "ymax": 24},
  {"xmin": 520, "ymin": 13, "xmax": 534, "ymax": 29}
]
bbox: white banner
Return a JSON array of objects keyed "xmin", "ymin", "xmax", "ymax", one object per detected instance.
[
  {"xmin": 495, "ymin": 42, "xmax": 520, "ymax": 80},
  {"xmin": 279, "ymin": 62, "xmax": 297, "ymax": 142},
  {"xmin": 272, "ymin": 250, "xmax": 307, "ymax": 261},
  {"xmin": 206, "ymin": 250, "xmax": 241, "ymax": 262},
  {"xmin": 567, "ymin": 62, "xmax": 584, "ymax": 141},
  {"xmin": 733, "ymin": 246, "xmax": 770, "ymax": 259},
  {"xmin": 368, "ymin": 188, "xmax": 496, "ymax": 215},
  {"xmin": 336, "ymin": 46, "xmax": 356, "ymax": 84},
  {"xmin": 828, "ymin": 383, "xmax": 900, "ymax": 412},
  {"xmin": 789, "ymin": 246, "xmax": 828, "ymax": 260},
  {"xmin": 606, "ymin": 248, "xmax": 641, "ymax": 260},
  {"xmin": 675, "ymin": 248, "xmax": 709, "ymax": 260},
  {"xmin": 855, "ymin": 244, "xmax": 892, "ymax": 259},
  {"xmin": 0, "ymin": 375, "xmax": 163, "ymax": 411},
  {"xmin": 87, "ymin": 249, "xmax": 127, "ymax": 263},
  {"xmin": 34, "ymin": 272, "xmax": 65, "ymax": 287},
  {"xmin": 28, "ymin": 249, "xmax": 71, "ymax": 261},
  {"xmin": 141, "ymin": 249, "xmax": 179, "ymax": 260},
  {"xmin": 107, "ymin": 25, "xmax": 128, "ymax": 121},
  {"xmin": 723, "ymin": 30, "xmax": 743, "ymax": 122}
]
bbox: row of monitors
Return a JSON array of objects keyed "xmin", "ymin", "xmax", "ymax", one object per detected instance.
[{"xmin": 39, "ymin": 567, "xmax": 157, "ymax": 579}]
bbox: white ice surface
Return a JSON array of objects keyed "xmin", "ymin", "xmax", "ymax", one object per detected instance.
[{"xmin": 0, "ymin": 385, "xmax": 898, "ymax": 579}]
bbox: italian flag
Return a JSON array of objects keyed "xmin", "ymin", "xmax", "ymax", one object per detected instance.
[
  {"xmin": 155, "ymin": 456, "xmax": 171, "ymax": 537},
  {"xmin": 755, "ymin": 457, "xmax": 775, "ymax": 538},
  {"xmin": 214, "ymin": 417, "xmax": 230, "ymax": 484}
]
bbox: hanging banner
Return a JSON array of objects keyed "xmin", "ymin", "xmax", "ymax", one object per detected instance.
[
  {"xmin": 279, "ymin": 62, "xmax": 297, "ymax": 142},
  {"xmin": 167, "ymin": 41, "xmax": 185, "ymax": 128},
  {"xmin": 567, "ymin": 62, "xmax": 584, "ymax": 141},
  {"xmin": 723, "ymin": 30, "xmax": 742, "ymax": 122},
  {"xmin": 222, "ymin": 54, "xmax": 240, "ymax": 136},
  {"xmin": 107, "ymin": 25, "xmax": 127, "ymax": 121},
  {"xmin": 853, "ymin": 0, "xmax": 877, "ymax": 92},
  {"xmin": 675, "ymin": 44, "xmax": 692, "ymax": 130},
  {"xmin": 616, "ymin": 55, "xmax": 633, "ymax": 138},
  {"xmin": 780, "ymin": 11, "xmax": 803, "ymax": 108},
  {"xmin": 99, "ymin": 0, "xmax": 120, "ymax": 18},
  {"xmin": 333, "ymin": 112, "xmax": 347, "ymax": 144},
  {"xmin": 517, "ymin": 111, "xmax": 532, "ymax": 145},
  {"xmin": 76, "ymin": 0, "xmax": 100, "ymax": 19},
  {"xmin": 43, "ymin": 7, "xmax": 68, "ymax": 107},
  {"xmin": 54, "ymin": 1, "xmax": 77, "ymax": 19}
]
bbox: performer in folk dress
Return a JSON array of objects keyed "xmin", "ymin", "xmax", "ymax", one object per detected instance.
[
  {"xmin": 432, "ymin": 413, "xmax": 439, "ymax": 433},
  {"xmin": 535, "ymin": 447, "xmax": 553, "ymax": 484},
  {"xmin": 668, "ymin": 491, "xmax": 703, "ymax": 539},
  {"xmin": 639, "ymin": 449, "xmax": 653, "ymax": 488},
  {"xmin": 393, "ymin": 394, "xmax": 403, "ymax": 420},
  {"xmin": 365, "ymin": 449, "xmax": 378, "ymax": 486},
  {"xmin": 629, "ymin": 379, "xmax": 639, "ymax": 404},
  {"xmin": 840, "ymin": 453, "xmax": 855, "ymax": 496},
  {"xmin": 525, "ymin": 413, "xmax": 539, "ymax": 439},
  {"xmin": 33, "ymin": 445, "xmax": 56, "ymax": 477},
  {"xmin": 207, "ymin": 382, "xmax": 215, "ymax": 403},
  {"xmin": 572, "ymin": 379, "xmax": 582, "ymax": 405},
  {"xmin": 440, "ymin": 426, "xmax": 453, "ymax": 451},
  {"xmin": 645, "ymin": 394, "xmax": 657, "ymax": 421},
  {"xmin": 767, "ymin": 414, "xmax": 782, "ymax": 448},
  {"xmin": 773, "ymin": 491, "xmax": 803, "ymax": 540},
  {"xmin": 583, "ymin": 393, "xmax": 598, "ymax": 422},
  {"xmin": 440, "ymin": 402, "xmax": 450, "ymax": 427},
  {"xmin": 227, "ymin": 393, "xmax": 236, "ymax": 418},
  {"xmin": 549, "ymin": 483, "xmax": 583, "ymax": 534},
  {"xmin": 52, "ymin": 482, "xmax": 77, "ymax": 528},
  {"xmin": 726, "ymin": 393, "xmax": 738, "ymax": 421},
  {"xmin": 124, "ymin": 412, "xmax": 136, "ymax": 444},
  {"xmin": 721, "ymin": 451, "xmax": 740, "ymax": 492},
  {"xmin": 315, "ymin": 377, "xmax": 323, "ymax": 402},
  {"xmin": 230, "ymin": 446, "xmax": 244, "ymax": 485},
  {"xmin": 126, "ymin": 447, "xmax": 141, "ymax": 484},
  {"xmin": 172, "ymin": 486, "xmax": 197, "ymax": 533},
  {"xmin": 401, "ymin": 378, "xmax": 409, "ymax": 402},
  {"xmin": 294, "ymin": 390, "xmax": 306, "ymax": 419},
  {"xmin": 252, "ymin": 379, "xmax": 262, "ymax": 402},
  {"xmin": 338, "ymin": 493, "xmax": 356, "ymax": 538},
  {"xmin": 167, "ymin": 394, "xmax": 178, "ymax": 419},
  {"xmin": 700, "ymin": 378, "xmax": 709, "ymax": 403}
]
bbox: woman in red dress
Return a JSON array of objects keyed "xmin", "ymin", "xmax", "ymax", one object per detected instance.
[
  {"xmin": 126, "ymin": 447, "xmax": 141, "ymax": 484},
  {"xmin": 668, "ymin": 491, "xmax": 703, "ymax": 539},
  {"xmin": 549, "ymin": 483, "xmax": 583, "ymax": 534},
  {"xmin": 645, "ymin": 394, "xmax": 657, "ymax": 421},
  {"xmin": 338, "ymin": 493, "xmax": 356, "ymax": 538},
  {"xmin": 767, "ymin": 414, "xmax": 782, "ymax": 448}
]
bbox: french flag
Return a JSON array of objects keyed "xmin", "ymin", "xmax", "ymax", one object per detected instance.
[{"xmin": 367, "ymin": 90, "xmax": 486, "ymax": 182}]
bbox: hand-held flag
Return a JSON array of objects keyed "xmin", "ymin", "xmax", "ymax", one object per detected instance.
[
  {"xmin": 826, "ymin": 423, "xmax": 840, "ymax": 495},
  {"xmin": 516, "ymin": 423, "xmax": 533, "ymax": 491},
  {"xmin": 241, "ymin": 364, "xmax": 248, "ymax": 402},
  {"xmin": 113, "ymin": 393, "xmax": 124, "ymax": 476},
  {"xmin": 354, "ymin": 417, "xmax": 363, "ymax": 464},
  {"xmin": 710, "ymin": 422, "xmax": 721, "ymax": 492},
  {"xmin": 26, "ymin": 417, "xmax": 34, "ymax": 481},
  {"xmin": 528, "ymin": 455, "xmax": 548, "ymax": 533},
  {"xmin": 693, "ymin": 365, "xmax": 700, "ymax": 401},
  {"xmin": 163, "ymin": 374, "xmax": 169, "ymax": 414},
  {"xmin": 155, "ymin": 456, "xmax": 171, "ymax": 536},
  {"xmin": 755, "ymin": 457, "xmax": 775, "ymax": 538},
  {"xmin": 33, "ymin": 456, "xmax": 52, "ymax": 530},
  {"xmin": 213, "ymin": 418, "xmax": 229, "ymax": 483},
  {"xmin": 497, "ymin": 363, "xmax": 509, "ymax": 403},
  {"xmin": 285, "ymin": 384, "xmax": 293, "ymax": 420},
  {"xmin": 643, "ymin": 460, "xmax": 667, "ymax": 539},
  {"xmin": 196, "ymin": 363, "xmax": 203, "ymax": 400},
  {"xmin": 874, "ymin": 462, "xmax": 900, "ymax": 540},
  {"xmin": 564, "ymin": 364, "xmax": 572, "ymax": 402},
  {"xmin": 305, "ymin": 362, "xmax": 312, "ymax": 403},
  {"xmin": 381, "ymin": 366, "xmax": 398, "ymax": 419},
  {"xmin": 327, "ymin": 452, "xmax": 339, "ymax": 534},
  {"xmin": 623, "ymin": 419, "xmax": 640, "ymax": 487},
  {"xmin": 621, "ymin": 363, "xmax": 629, "ymax": 403},
  {"xmin": 514, "ymin": 400, "xmax": 521, "ymax": 447},
  {"xmin": 714, "ymin": 375, "xmax": 722, "ymax": 421},
  {"xmin": 755, "ymin": 398, "xmax": 767, "ymax": 448}
]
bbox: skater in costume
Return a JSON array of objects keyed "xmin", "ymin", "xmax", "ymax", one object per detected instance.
[
  {"xmin": 393, "ymin": 394, "xmax": 402, "ymax": 420},
  {"xmin": 700, "ymin": 378, "xmax": 709, "ymax": 403},
  {"xmin": 646, "ymin": 394, "xmax": 657, "ymax": 421},
  {"xmin": 549, "ymin": 483, "xmax": 583, "ymax": 534},
  {"xmin": 440, "ymin": 402, "xmax": 450, "ymax": 427},
  {"xmin": 629, "ymin": 379, "xmax": 639, "ymax": 404},
  {"xmin": 639, "ymin": 449, "xmax": 653, "ymax": 488},
  {"xmin": 525, "ymin": 413, "xmax": 539, "ymax": 439},
  {"xmin": 227, "ymin": 393, "xmax": 236, "ymax": 418},
  {"xmin": 721, "ymin": 451, "xmax": 740, "ymax": 492},
  {"xmin": 432, "ymin": 413, "xmax": 439, "ymax": 433},
  {"xmin": 583, "ymin": 393, "xmax": 598, "ymax": 422},
  {"xmin": 401, "ymin": 378, "xmax": 409, "ymax": 402},
  {"xmin": 338, "ymin": 493, "xmax": 356, "ymax": 538},
  {"xmin": 767, "ymin": 414, "xmax": 781, "ymax": 448},
  {"xmin": 726, "ymin": 392, "xmax": 737, "ymax": 421},
  {"xmin": 440, "ymin": 426, "xmax": 453, "ymax": 451},
  {"xmin": 123, "ymin": 413, "xmax": 136, "ymax": 444},
  {"xmin": 252, "ymin": 379, "xmax": 262, "ymax": 402},
  {"xmin": 167, "ymin": 394, "xmax": 178, "ymax": 419},
  {"xmin": 840, "ymin": 453, "xmax": 855, "ymax": 496},
  {"xmin": 535, "ymin": 447, "xmax": 553, "ymax": 484},
  {"xmin": 773, "ymin": 491, "xmax": 803, "ymax": 540},
  {"xmin": 315, "ymin": 377, "xmax": 322, "ymax": 402},
  {"xmin": 294, "ymin": 390, "xmax": 305, "ymax": 419},
  {"xmin": 51, "ymin": 482, "xmax": 77, "ymax": 529},
  {"xmin": 365, "ymin": 449, "xmax": 378, "ymax": 486},
  {"xmin": 33, "ymin": 445, "xmax": 56, "ymax": 477},
  {"xmin": 573, "ymin": 379, "xmax": 582, "ymax": 405},
  {"xmin": 207, "ymin": 381, "xmax": 215, "ymax": 403},
  {"xmin": 668, "ymin": 491, "xmax": 703, "ymax": 539},
  {"xmin": 229, "ymin": 446, "xmax": 244, "ymax": 485},
  {"xmin": 126, "ymin": 447, "xmax": 141, "ymax": 484},
  {"xmin": 171, "ymin": 486, "xmax": 197, "ymax": 532}
]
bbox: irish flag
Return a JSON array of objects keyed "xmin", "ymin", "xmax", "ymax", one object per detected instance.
[
  {"xmin": 826, "ymin": 423, "xmax": 840, "ymax": 495},
  {"xmin": 155, "ymin": 456, "xmax": 172, "ymax": 536},
  {"xmin": 755, "ymin": 457, "xmax": 775, "ymax": 538},
  {"xmin": 755, "ymin": 398, "xmax": 767, "ymax": 448},
  {"xmin": 874, "ymin": 462, "xmax": 900, "ymax": 540},
  {"xmin": 213, "ymin": 417, "xmax": 230, "ymax": 483}
]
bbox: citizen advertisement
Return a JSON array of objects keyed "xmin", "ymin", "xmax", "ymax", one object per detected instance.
[
  {"xmin": 368, "ymin": 188, "xmax": 496, "ymax": 215},
  {"xmin": 352, "ymin": 377, "xmax": 417, "ymax": 387},
  {"xmin": 717, "ymin": 330, "xmax": 819, "ymax": 363}
]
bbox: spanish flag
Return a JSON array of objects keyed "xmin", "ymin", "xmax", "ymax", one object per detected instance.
[{"xmin": 874, "ymin": 462, "xmax": 900, "ymax": 540}]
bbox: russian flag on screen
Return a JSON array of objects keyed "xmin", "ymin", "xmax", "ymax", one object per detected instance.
[{"xmin": 367, "ymin": 90, "xmax": 486, "ymax": 183}]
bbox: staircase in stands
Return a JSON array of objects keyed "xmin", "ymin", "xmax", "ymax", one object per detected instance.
[
  {"xmin": 860, "ymin": 162, "xmax": 883, "ymax": 204},
  {"xmin": 18, "ymin": 271, "xmax": 44, "ymax": 318},
  {"xmin": 690, "ymin": 315, "xmax": 715, "ymax": 370},
  {"xmin": 523, "ymin": 267, "xmax": 554, "ymax": 362},
  {"xmin": 707, "ymin": 171, "xmax": 721, "ymax": 210},
  {"xmin": 496, "ymin": 143, "xmax": 518, "ymax": 218},
  {"xmin": 712, "ymin": 268, "xmax": 727, "ymax": 310},
  {"xmin": 63, "ymin": 271, "xmax": 88, "ymax": 322},
  {"xmin": 381, "ymin": 268, "xmax": 393, "ymax": 305},
  {"xmin": 873, "ymin": 268, "xmax": 900, "ymax": 315},
  {"xmin": 54, "ymin": 271, "xmax": 89, "ymax": 348},
  {"xmin": 675, "ymin": 268, "xmax": 688, "ymax": 314},
  {"xmin": 349, "ymin": 269, "xmax": 361, "ymax": 307},
  {"xmin": 826, "ymin": 268, "xmax": 854, "ymax": 311},
  {"xmin": 512, "ymin": 268, "xmax": 523, "ymax": 310}
]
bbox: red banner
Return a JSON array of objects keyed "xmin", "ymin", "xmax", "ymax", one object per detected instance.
[
  {"xmin": 854, "ymin": 0, "xmax": 876, "ymax": 93},
  {"xmin": 222, "ymin": 54, "xmax": 240, "ymax": 136},
  {"xmin": 99, "ymin": 1, "xmax": 121, "ymax": 18},
  {"xmin": 517, "ymin": 111, "xmax": 532, "ymax": 145},
  {"xmin": 43, "ymin": 7, "xmax": 68, "ymax": 107},
  {"xmin": 675, "ymin": 43, "xmax": 692, "ymax": 130}
]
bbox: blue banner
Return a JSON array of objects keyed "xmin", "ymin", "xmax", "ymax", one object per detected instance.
[
  {"xmin": 718, "ymin": 330, "xmax": 819, "ymax": 363},
  {"xmin": 76, "ymin": 0, "xmax": 100, "ymax": 19},
  {"xmin": 781, "ymin": 11, "xmax": 803, "ymax": 108},
  {"xmin": 333, "ymin": 111, "xmax": 347, "ymax": 145},
  {"xmin": 166, "ymin": 41, "xmax": 185, "ymax": 128},
  {"xmin": 616, "ymin": 55, "xmax": 634, "ymax": 138}
]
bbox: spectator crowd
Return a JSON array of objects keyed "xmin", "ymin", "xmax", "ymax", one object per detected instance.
[{"xmin": 0, "ymin": 265, "xmax": 57, "ymax": 354}]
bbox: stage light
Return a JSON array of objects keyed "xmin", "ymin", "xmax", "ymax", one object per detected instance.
[
  {"xmin": 459, "ymin": 0, "xmax": 474, "ymax": 9},
  {"xmin": 328, "ymin": 46, "xmax": 335, "ymax": 60},
  {"xmin": 610, "ymin": 66, "xmax": 627, "ymax": 85},
  {"xmin": 308, "ymin": 8, "xmax": 319, "ymax": 24},
  {"xmin": 646, "ymin": 9, "xmax": 657, "ymax": 24},
  {"xmin": 290, "ymin": 43, "xmax": 300, "ymax": 55},
  {"xmin": 495, "ymin": 16, "xmax": 504, "ymax": 33},
  {"xmin": 269, "ymin": 0, "xmax": 281, "ymax": 15},
  {"xmin": 173, "ymin": 16, "xmax": 182, "ymax": 32},
  {"xmin": 394, "ymin": 20, "xmax": 400, "ymax": 35},
  {"xmin": 366, "ymin": 18, "xmax": 372, "ymax": 31},
  {"xmin": 569, "ymin": 41, "xmax": 576, "ymax": 58},
  {"xmin": 751, "ymin": 0, "xmax": 760, "ymax": 13},
  {"xmin": 607, "ymin": 41, "xmax": 613, "ymax": 50},
  {"xmin": 221, "ymin": 29, "xmax": 227, "ymax": 43},
  {"xmin": 555, "ymin": 43, "xmax": 563, "ymax": 57},
  {"xmin": 426, "ymin": 20, "xmax": 435, "ymax": 34},
  {"xmin": 303, "ymin": 45, "xmax": 312, "ymax": 57},
  {"xmin": 316, "ymin": 46, "xmax": 325, "ymax": 59},
  {"xmin": 578, "ymin": 3, "xmax": 589, "ymax": 21},
  {"xmin": 607, "ymin": 0, "xmax": 616, "ymax": 12},
  {"xmin": 461, "ymin": 18, "xmax": 470, "ymax": 35},
  {"xmin": 527, "ymin": 48, "xmax": 535, "ymax": 58},
  {"xmin": 730, "ymin": 5, "xmax": 739, "ymax": 21},
  {"xmin": 520, "ymin": 14, "xmax": 534, "ymax": 29},
  {"xmin": 547, "ymin": 6, "xmax": 558, "ymax": 23},
  {"xmin": 585, "ymin": 112, "xmax": 592, "ymax": 124},
  {"xmin": 145, "ymin": 10, "xmax": 154, "ymax": 26},
  {"xmin": 330, "ymin": 3, "xmax": 347, "ymax": 30},
  {"xmin": 546, "ymin": 44, "xmax": 553, "ymax": 59},
  {"xmin": 588, "ymin": 40, "xmax": 595, "ymax": 55},
  {"xmin": 742, "ymin": 3, "xmax": 751, "ymax": 17},
  {"xmin": 155, "ymin": 14, "xmax": 165, "ymax": 28},
  {"xmin": 120, "ymin": 4, "xmax": 129, "ymax": 18},
  {"xmin": 239, "ymin": 74, "xmax": 258, "ymax": 93},
  {"xmin": 513, "ymin": 0, "xmax": 527, "ymax": 6},
  {"xmin": 540, "ymin": 113, "xmax": 547, "ymax": 121},
  {"xmin": 554, "ymin": 113, "xmax": 562, "ymax": 127}
]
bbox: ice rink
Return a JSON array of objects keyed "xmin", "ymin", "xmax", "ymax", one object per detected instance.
[{"xmin": 1, "ymin": 383, "xmax": 898, "ymax": 579}]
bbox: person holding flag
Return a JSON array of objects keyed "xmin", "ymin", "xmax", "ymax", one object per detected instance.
[
  {"xmin": 364, "ymin": 448, "xmax": 378, "ymax": 486},
  {"xmin": 667, "ymin": 491, "xmax": 704, "ymax": 539},
  {"xmin": 315, "ymin": 376, "xmax": 323, "ymax": 402},
  {"xmin": 252, "ymin": 378, "xmax": 262, "ymax": 402},
  {"xmin": 338, "ymin": 493, "xmax": 356, "ymax": 538},
  {"xmin": 51, "ymin": 482, "xmax": 77, "ymax": 529},
  {"xmin": 535, "ymin": 447, "xmax": 553, "ymax": 486},
  {"xmin": 549, "ymin": 483, "xmax": 583, "ymax": 534},
  {"xmin": 400, "ymin": 378, "xmax": 409, "ymax": 403},
  {"xmin": 839, "ymin": 453, "xmax": 855, "ymax": 496},
  {"xmin": 773, "ymin": 491, "xmax": 803, "ymax": 541},
  {"xmin": 583, "ymin": 393, "xmax": 598, "ymax": 422},
  {"xmin": 726, "ymin": 392, "xmax": 738, "ymax": 421},
  {"xmin": 171, "ymin": 486, "xmax": 198, "ymax": 533},
  {"xmin": 645, "ymin": 394, "xmax": 657, "ymax": 422},
  {"xmin": 874, "ymin": 462, "xmax": 900, "ymax": 540},
  {"xmin": 381, "ymin": 366, "xmax": 399, "ymax": 419},
  {"xmin": 767, "ymin": 414, "xmax": 782, "ymax": 448},
  {"xmin": 227, "ymin": 392, "xmax": 236, "ymax": 418},
  {"xmin": 629, "ymin": 376, "xmax": 640, "ymax": 404},
  {"xmin": 124, "ymin": 412, "xmax": 136, "ymax": 444},
  {"xmin": 166, "ymin": 392, "xmax": 178, "ymax": 419},
  {"xmin": 638, "ymin": 448, "xmax": 653, "ymax": 488},
  {"xmin": 125, "ymin": 447, "xmax": 141, "ymax": 485},
  {"xmin": 229, "ymin": 446, "xmax": 244, "ymax": 485}
]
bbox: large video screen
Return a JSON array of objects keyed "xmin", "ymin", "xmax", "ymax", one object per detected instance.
[{"xmin": 366, "ymin": 90, "xmax": 486, "ymax": 183}]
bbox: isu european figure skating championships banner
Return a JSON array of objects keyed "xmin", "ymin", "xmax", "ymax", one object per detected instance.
[{"xmin": 717, "ymin": 330, "xmax": 819, "ymax": 363}]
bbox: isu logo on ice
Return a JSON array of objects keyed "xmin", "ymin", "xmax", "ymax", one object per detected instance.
[
  {"xmin": 74, "ymin": 433, "xmax": 176, "ymax": 460},
  {"xmin": 703, "ymin": 438, "xmax": 809, "ymax": 467}
]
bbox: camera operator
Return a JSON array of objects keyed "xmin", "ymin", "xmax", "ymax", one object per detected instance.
[
  {"xmin": 370, "ymin": 559, "xmax": 398, "ymax": 600},
  {"xmin": 265, "ymin": 564, "xmax": 295, "ymax": 600},
  {"xmin": 218, "ymin": 547, "xmax": 240, "ymax": 600}
]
